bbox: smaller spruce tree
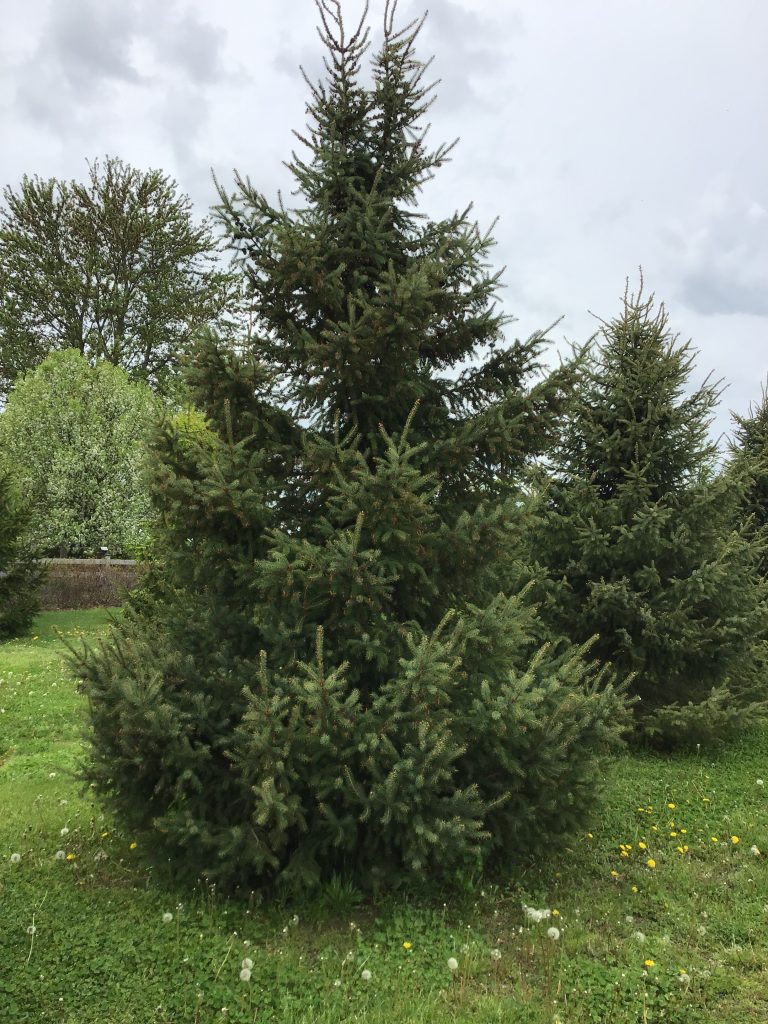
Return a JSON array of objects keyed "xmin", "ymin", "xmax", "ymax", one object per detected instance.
[
  {"xmin": 729, "ymin": 387, "xmax": 768, "ymax": 577},
  {"xmin": 533, "ymin": 283, "xmax": 768, "ymax": 745},
  {"xmin": 0, "ymin": 471, "xmax": 42, "ymax": 639}
]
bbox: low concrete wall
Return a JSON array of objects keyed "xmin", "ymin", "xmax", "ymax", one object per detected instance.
[{"xmin": 38, "ymin": 558, "xmax": 141, "ymax": 610}]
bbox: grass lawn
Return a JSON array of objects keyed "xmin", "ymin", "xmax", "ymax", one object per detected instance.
[{"xmin": 1, "ymin": 610, "xmax": 767, "ymax": 1023}]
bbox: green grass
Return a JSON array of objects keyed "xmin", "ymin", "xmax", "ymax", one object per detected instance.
[{"xmin": 2, "ymin": 611, "xmax": 768, "ymax": 1023}]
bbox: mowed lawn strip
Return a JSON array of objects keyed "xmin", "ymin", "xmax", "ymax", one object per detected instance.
[{"xmin": 1, "ymin": 610, "xmax": 767, "ymax": 1023}]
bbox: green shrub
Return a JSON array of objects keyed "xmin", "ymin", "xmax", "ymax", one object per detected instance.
[{"xmin": 0, "ymin": 349, "xmax": 158, "ymax": 558}]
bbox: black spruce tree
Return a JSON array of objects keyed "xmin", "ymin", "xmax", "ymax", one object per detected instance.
[
  {"xmin": 533, "ymin": 284, "xmax": 768, "ymax": 745},
  {"xmin": 76, "ymin": 1, "xmax": 627, "ymax": 890},
  {"xmin": 729, "ymin": 387, "xmax": 768, "ymax": 578}
]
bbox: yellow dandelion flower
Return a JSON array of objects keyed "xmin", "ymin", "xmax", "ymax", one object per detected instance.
[
  {"xmin": 620, "ymin": 850, "xmax": 629, "ymax": 858},
  {"xmin": 680, "ymin": 828, "xmax": 687, "ymax": 834},
  {"xmin": 631, "ymin": 885, "xmax": 639, "ymax": 893},
  {"xmin": 670, "ymin": 831, "xmax": 678, "ymax": 837},
  {"xmin": 638, "ymin": 841, "xmax": 647, "ymax": 850},
  {"xmin": 66, "ymin": 853, "xmax": 76, "ymax": 861},
  {"xmin": 403, "ymin": 941, "xmax": 412, "ymax": 950},
  {"xmin": 610, "ymin": 870, "xmax": 620, "ymax": 878},
  {"xmin": 646, "ymin": 858, "xmax": 656, "ymax": 869},
  {"xmin": 552, "ymin": 909, "xmax": 560, "ymax": 916},
  {"xmin": 651, "ymin": 825, "xmax": 658, "ymax": 832},
  {"xmin": 731, "ymin": 836, "xmax": 740, "ymax": 845},
  {"xmin": 643, "ymin": 959, "xmax": 655, "ymax": 968},
  {"xmin": 586, "ymin": 832, "xmax": 593, "ymax": 839},
  {"xmin": 667, "ymin": 803, "xmax": 676, "ymax": 810},
  {"xmin": 676, "ymin": 846, "xmax": 684, "ymax": 854},
  {"xmin": 129, "ymin": 841, "xmax": 138, "ymax": 850},
  {"xmin": 711, "ymin": 837, "xmax": 719, "ymax": 843},
  {"xmin": 101, "ymin": 831, "xmax": 109, "ymax": 838}
]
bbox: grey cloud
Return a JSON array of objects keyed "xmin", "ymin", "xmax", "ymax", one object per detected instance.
[
  {"xmin": 12, "ymin": 0, "xmax": 231, "ymax": 134},
  {"xmin": 672, "ymin": 197, "xmax": 768, "ymax": 318},
  {"xmin": 44, "ymin": 0, "xmax": 142, "ymax": 90},
  {"xmin": 13, "ymin": 0, "xmax": 142, "ymax": 130},
  {"xmin": 681, "ymin": 275, "xmax": 768, "ymax": 318},
  {"xmin": 413, "ymin": 0, "xmax": 520, "ymax": 112},
  {"xmin": 160, "ymin": 8, "xmax": 229, "ymax": 85}
]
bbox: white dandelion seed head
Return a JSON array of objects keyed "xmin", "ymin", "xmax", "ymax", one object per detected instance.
[
  {"xmin": 361, "ymin": 969, "xmax": 372, "ymax": 981},
  {"xmin": 239, "ymin": 968, "xmax": 251, "ymax": 982},
  {"xmin": 751, "ymin": 845, "xmax": 761, "ymax": 856},
  {"xmin": 697, "ymin": 924, "xmax": 706, "ymax": 935},
  {"xmin": 55, "ymin": 850, "xmax": 66, "ymax": 860},
  {"xmin": 333, "ymin": 978, "xmax": 341, "ymax": 988},
  {"xmin": 678, "ymin": 971, "xmax": 691, "ymax": 984},
  {"xmin": 241, "ymin": 958, "xmax": 253, "ymax": 970},
  {"xmin": 625, "ymin": 915, "xmax": 634, "ymax": 924},
  {"xmin": 490, "ymin": 948, "xmax": 502, "ymax": 960},
  {"xmin": 60, "ymin": 827, "xmax": 69, "ymax": 836},
  {"xmin": 162, "ymin": 912, "xmax": 173, "ymax": 924},
  {"xmin": 447, "ymin": 957, "xmax": 459, "ymax": 971},
  {"xmin": 10, "ymin": 853, "xmax": 21, "ymax": 864},
  {"xmin": 757, "ymin": 779, "xmax": 764, "ymax": 787},
  {"xmin": 633, "ymin": 931, "xmax": 646, "ymax": 943},
  {"xmin": 547, "ymin": 927, "xmax": 560, "ymax": 941},
  {"xmin": 26, "ymin": 924, "xmax": 37, "ymax": 935},
  {"xmin": 292, "ymin": 914, "xmax": 299, "ymax": 925}
]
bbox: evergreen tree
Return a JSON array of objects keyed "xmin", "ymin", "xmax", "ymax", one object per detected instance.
[
  {"xmin": 729, "ymin": 387, "xmax": 768, "ymax": 577},
  {"xmin": 76, "ymin": 1, "xmax": 627, "ymax": 891},
  {"xmin": 533, "ymin": 283, "xmax": 768, "ymax": 745},
  {"xmin": 0, "ymin": 471, "xmax": 42, "ymax": 639}
]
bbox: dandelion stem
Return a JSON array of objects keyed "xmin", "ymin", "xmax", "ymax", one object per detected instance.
[
  {"xmin": 25, "ymin": 914, "xmax": 35, "ymax": 966},
  {"xmin": 213, "ymin": 936, "xmax": 234, "ymax": 982}
]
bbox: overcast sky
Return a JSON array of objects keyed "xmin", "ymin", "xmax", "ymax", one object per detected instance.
[{"xmin": 2, "ymin": 0, "xmax": 766, "ymax": 443}]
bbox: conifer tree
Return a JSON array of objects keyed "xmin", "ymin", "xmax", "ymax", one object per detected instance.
[
  {"xmin": 533, "ymin": 283, "xmax": 768, "ymax": 745},
  {"xmin": 0, "ymin": 471, "xmax": 42, "ymax": 639},
  {"xmin": 76, "ymin": 1, "xmax": 627, "ymax": 890},
  {"xmin": 729, "ymin": 388, "xmax": 768, "ymax": 577}
]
